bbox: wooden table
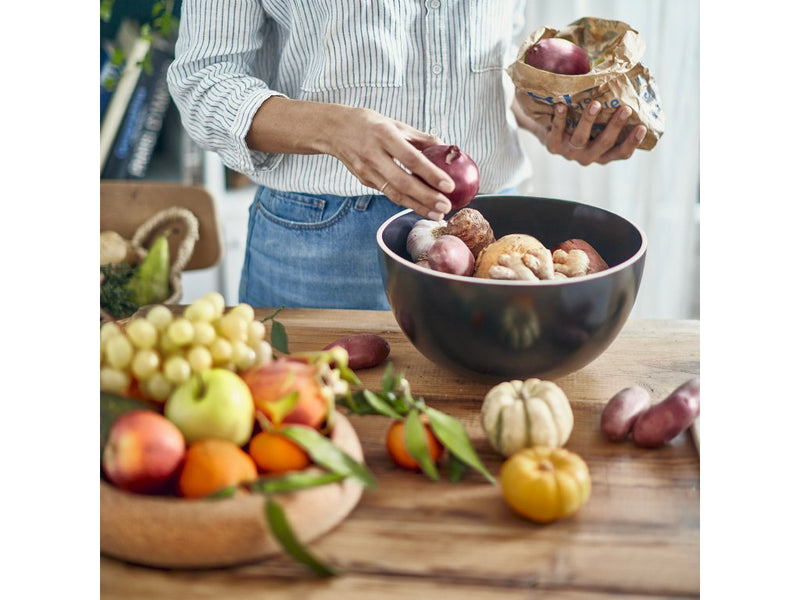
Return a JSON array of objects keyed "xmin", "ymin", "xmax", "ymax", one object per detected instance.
[{"xmin": 100, "ymin": 309, "xmax": 700, "ymax": 599}]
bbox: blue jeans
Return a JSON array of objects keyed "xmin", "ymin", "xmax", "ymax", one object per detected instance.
[{"xmin": 239, "ymin": 186, "xmax": 404, "ymax": 310}]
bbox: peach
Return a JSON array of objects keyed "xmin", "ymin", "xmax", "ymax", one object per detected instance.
[
  {"xmin": 102, "ymin": 409, "xmax": 186, "ymax": 494},
  {"xmin": 241, "ymin": 358, "xmax": 328, "ymax": 429}
]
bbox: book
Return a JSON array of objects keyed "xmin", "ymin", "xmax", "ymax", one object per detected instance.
[
  {"xmin": 99, "ymin": 24, "xmax": 151, "ymax": 174},
  {"xmin": 101, "ymin": 36, "xmax": 174, "ymax": 179}
]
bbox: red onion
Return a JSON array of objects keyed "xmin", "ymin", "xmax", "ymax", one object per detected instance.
[
  {"xmin": 421, "ymin": 145, "xmax": 480, "ymax": 211},
  {"xmin": 427, "ymin": 235, "xmax": 475, "ymax": 276},
  {"xmin": 525, "ymin": 38, "xmax": 590, "ymax": 75}
]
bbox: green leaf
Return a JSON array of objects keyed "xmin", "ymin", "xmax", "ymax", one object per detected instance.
[
  {"xmin": 266, "ymin": 497, "xmax": 340, "ymax": 577},
  {"xmin": 259, "ymin": 390, "xmax": 299, "ymax": 426},
  {"xmin": 446, "ymin": 453, "xmax": 468, "ymax": 483},
  {"xmin": 281, "ymin": 425, "xmax": 377, "ymax": 490},
  {"xmin": 270, "ymin": 320, "xmax": 289, "ymax": 354},
  {"xmin": 380, "ymin": 362, "xmax": 396, "ymax": 393},
  {"xmin": 249, "ymin": 471, "xmax": 346, "ymax": 494},
  {"xmin": 424, "ymin": 406, "xmax": 496, "ymax": 484},
  {"xmin": 404, "ymin": 411, "xmax": 440, "ymax": 481},
  {"xmin": 362, "ymin": 390, "xmax": 404, "ymax": 420}
]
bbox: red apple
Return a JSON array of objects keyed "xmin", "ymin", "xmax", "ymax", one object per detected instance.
[
  {"xmin": 525, "ymin": 38, "xmax": 591, "ymax": 75},
  {"xmin": 241, "ymin": 358, "xmax": 329, "ymax": 429},
  {"xmin": 102, "ymin": 410, "xmax": 186, "ymax": 494}
]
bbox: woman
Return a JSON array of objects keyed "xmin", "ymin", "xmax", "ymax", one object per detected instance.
[{"xmin": 167, "ymin": 1, "xmax": 645, "ymax": 310}]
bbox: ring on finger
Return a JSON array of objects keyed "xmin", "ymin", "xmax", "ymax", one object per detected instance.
[
  {"xmin": 568, "ymin": 140, "xmax": 587, "ymax": 150},
  {"xmin": 379, "ymin": 181, "xmax": 389, "ymax": 194}
]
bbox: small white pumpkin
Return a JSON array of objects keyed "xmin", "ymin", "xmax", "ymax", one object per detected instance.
[{"xmin": 480, "ymin": 378, "xmax": 574, "ymax": 457}]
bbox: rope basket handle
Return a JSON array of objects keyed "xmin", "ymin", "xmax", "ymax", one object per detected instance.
[{"xmin": 130, "ymin": 207, "xmax": 200, "ymax": 278}]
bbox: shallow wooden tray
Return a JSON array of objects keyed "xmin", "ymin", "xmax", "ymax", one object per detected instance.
[{"xmin": 100, "ymin": 412, "xmax": 364, "ymax": 569}]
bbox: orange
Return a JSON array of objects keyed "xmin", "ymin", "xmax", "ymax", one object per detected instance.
[
  {"xmin": 178, "ymin": 438, "xmax": 258, "ymax": 499},
  {"xmin": 248, "ymin": 429, "xmax": 311, "ymax": 474},
  {"xmin": 386, "ymin": 419, "xmax": 444, "ymax": 471}
]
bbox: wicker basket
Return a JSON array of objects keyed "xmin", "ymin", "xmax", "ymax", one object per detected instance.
[{"xmin": 101, "ymin": 207, "xmax": 199, "ymax": 321}]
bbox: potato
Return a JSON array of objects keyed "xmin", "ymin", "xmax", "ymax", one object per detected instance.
[
  {"xmin": 601, "ymin": 386, "xmax": 651, "ymax": 441},
  {"xmin": 427, "ymin": 235, "xmax": 475, "ymax": 276},
  {"xmin": 323, "ymin": 334, "xmax": 390, "ymax": 370},
  {"xmin": 552, "ymin": 239, "xmax": 609, "ymax": 274},
  {"xmin": 632, "ymin": 378, "xmax": 700, "ymax": 448}
]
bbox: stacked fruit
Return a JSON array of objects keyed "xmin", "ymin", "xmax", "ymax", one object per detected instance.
[{"xmin": 100, "ymin": 294, "xmax": 346, "ymax": 499}]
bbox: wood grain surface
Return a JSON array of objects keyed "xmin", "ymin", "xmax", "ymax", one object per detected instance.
[{"xmin": 100, "ymin": 309, "xmax": 700, "ymax": 599}]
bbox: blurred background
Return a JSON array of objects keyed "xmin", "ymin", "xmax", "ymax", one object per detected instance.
[{"xmin": 101, "ymin": 0, "xmax": 699, "ymax": 319}]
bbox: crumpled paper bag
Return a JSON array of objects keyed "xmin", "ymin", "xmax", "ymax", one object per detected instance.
[{"xmin": 507, "ymin": 17, "xmax": 665, "ymax": 150}]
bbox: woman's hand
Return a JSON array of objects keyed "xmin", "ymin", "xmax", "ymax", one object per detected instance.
[
  {"xmin": 513, "ymin": 96, "xmax": 647, "ymax": 165},
  {"xmin": 246, "ymin": 98, "xmax": 455, "ymax": 220},
  {"xmin": 323, "ymin": 106, "xmax": 455, "ymax": 220}
]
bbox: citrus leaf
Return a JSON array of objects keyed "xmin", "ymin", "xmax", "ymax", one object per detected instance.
[
  {"xmin": 363, "ymin": 390, "xmax": 404, "ymax": 420},
  {"xmin": 404, "ymin": 410, "xmax": 439, "ymax": 481},
  {"xmin": 270, "ymin": 320, "xmax": 289, "ymax": 354},
  {"xmin": 423, "ymin": 406, "xmax": 496, "ymax": 484},
  {"xmin": 281, "ymin": 425, "xmax": 377, "ymax": 489},
  {"xmin": 265, "ymin": 497, "xmax": 340, "ymax": 577},
  {"xmin": 249, "ymin": 471, "xmax": 346, "ymax": 494},
  {"xmin": 259, "ymin": 390, "xmax": 299, "ymax": 426},
  {"xmin": 446, "ymin": 452, "xmax": 468, "ymax": 483}
]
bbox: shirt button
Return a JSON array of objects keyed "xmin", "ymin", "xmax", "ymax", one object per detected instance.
[
  {"xmin": 432, "ymin": 63, "xmax": 442, "ymax": 75},
  {"xmin": 429, "ymin": 0, "xmax": 440, "ymax": 8},
  {"xmin": 430, "ymin": 127, "xmax": 440, "ymax": 136}
]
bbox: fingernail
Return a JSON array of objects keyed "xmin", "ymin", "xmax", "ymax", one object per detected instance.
[
  {"xmin": 589, "ymin": 102, "xmax": 601, "ymax": 115},
  {"xmin": 635, "ymin": 126, "xmax": 646, "ymax": 142},
  {"xmin": 434, "ymin": 200, "xmax": 451, "ymax": 214},
  {"xmin": 439, "ymin": 179, "xmax": 455, "ymax": 193},
  {"xmin": 619, "ymin": 106, "xmax": 633, "ymax": 120},
  {"xmin": 556, "ymin": 104, "xmax": 566, "ymax": 114},
  {"xmin": 427, "ymin": 210, "xmax": 445, "ymax": 221}
]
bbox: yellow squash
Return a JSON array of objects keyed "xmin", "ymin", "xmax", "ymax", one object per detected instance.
[{"xmin": 500, "ymin": 446, "xmax": 591, "ymax": 523}]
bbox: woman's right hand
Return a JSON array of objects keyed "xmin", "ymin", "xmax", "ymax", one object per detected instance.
[
  {"xmin": 247, "ymin": 98, "xmax": 456, "ymax": 220},
  {"xmin": 322, "ymin": 106, "xmax": 456, "ymax": 220}
]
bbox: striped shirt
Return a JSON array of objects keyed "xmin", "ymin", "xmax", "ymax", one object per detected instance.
[{"xmin": 167, "ymin": 0, "xmax": 532, "ymax": 196}]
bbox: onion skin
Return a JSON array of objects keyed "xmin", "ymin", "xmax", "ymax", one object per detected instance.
[
  {"xmin": 525, "ymin": 38, "xmax": 590, "ymax": 75},
  {"xmin": 421, "ymin": 145, "xmax": 480, "ymax": 211}
]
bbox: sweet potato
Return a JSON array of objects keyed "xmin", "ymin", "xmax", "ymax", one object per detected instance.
[
  {"xmin": 601, "ymin": 386, "xmax": 651, "ymax": 441},
  {"xmin": 324, "ymin": 334, "xmax": 391, "ymax": 370},
  {"xmin": 631, "ymin": 378, "xmax": 700, "ymax": 448}
]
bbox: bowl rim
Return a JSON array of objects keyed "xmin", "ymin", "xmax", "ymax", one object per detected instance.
[{"xmin": 376, "ymin": 196, "xmax": 648, "ymax": 286}]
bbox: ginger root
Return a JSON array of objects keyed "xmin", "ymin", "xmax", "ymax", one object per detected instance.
[
  {"xmin": 553, "ymin": 248, "xmax": 590, "ymax": 278},
  {"xmin": 487, "ymin": 248, "xmax": 554, "ymax": 281},
  {"xmin": 475, "ymin": 234, "xmax": 547, "ymax": 279}
]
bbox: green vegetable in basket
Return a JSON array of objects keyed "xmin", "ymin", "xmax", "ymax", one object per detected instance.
[{"xmin": 127, "ymin": 234, "xmax": 171, "ymax": 306}]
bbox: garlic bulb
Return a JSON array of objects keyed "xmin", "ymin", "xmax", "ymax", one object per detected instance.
[{"xmin": 405, "ymin": 218, "xmax": 446, "ymax": 262}]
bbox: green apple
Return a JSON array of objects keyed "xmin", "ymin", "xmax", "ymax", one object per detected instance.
[{"xmin": 165, "ymin": 368, "xmax": 254, "ymax": 446}]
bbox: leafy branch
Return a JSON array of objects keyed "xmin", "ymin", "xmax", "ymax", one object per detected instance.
[{"xmin": 337, "ymin": 363, "xmax": 496, "ymax": 485}]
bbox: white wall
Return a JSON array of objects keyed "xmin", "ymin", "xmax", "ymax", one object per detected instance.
[{"xmin": 515, "ymin": 0, "xmax": 700, "ymax": 319}]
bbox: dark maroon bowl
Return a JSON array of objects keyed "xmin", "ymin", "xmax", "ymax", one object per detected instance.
[{"xmin": 376, "ymin": 195, "xmax": 647, "ymax": 381}]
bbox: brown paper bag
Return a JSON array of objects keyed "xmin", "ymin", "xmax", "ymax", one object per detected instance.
[{"xmin": 507, "ymin": 17, "xmax": 665, "ymax": 150}]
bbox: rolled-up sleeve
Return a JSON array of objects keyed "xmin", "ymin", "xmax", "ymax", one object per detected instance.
[{"xmin": 166, "ymin": 0, "xmax": 286, "ymax": 175}]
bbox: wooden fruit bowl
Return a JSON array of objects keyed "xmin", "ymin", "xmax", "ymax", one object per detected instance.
[{"xmin": 100, "ymin": 412, "xmax": 364, "ymax": 569}]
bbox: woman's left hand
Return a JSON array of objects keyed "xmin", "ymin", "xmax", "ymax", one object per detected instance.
[{"xmin": 514, "ymin": 97, "xmax": 647, "ymax": 166}]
